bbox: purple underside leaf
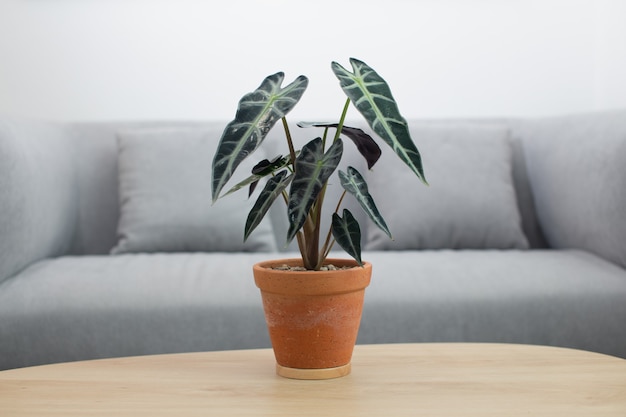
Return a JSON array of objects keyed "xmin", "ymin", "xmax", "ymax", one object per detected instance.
[{"xmin": 297, "ymin": 122, "xmax": 381, "ymax": 169}]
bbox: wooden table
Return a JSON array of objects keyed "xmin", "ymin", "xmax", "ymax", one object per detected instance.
[{"xmin": 1, "ymin": 343, "xmax": 625, "ymax": 416}]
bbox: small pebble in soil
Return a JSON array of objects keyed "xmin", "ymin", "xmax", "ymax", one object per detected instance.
[{"xmin": 272, "ymin": 264, "xmax": 354, "ymax": 271}]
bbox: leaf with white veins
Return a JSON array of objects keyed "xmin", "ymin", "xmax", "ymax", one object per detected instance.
[
  {"xmin": 212, "ymin": 73, "xmax": 308, "ymax": 202},
  {"xmin": 339, "ymin": 166, "xmax": 391, "ymax": 239},
  {"xmin": 331, "ymin": 58, "xmax": 427, "ymax": 184},
  {"xmin": 286, "ymin": 138, "xmax": 343, "ymax": 243},
  {"xmin": 221, "ymin": 155, "xmax": 292, "ymax": 198},
  {"xmin": 245, "ymin": 170, "xmax": 293, "ymax": 241},
  {"xmin": 331, "ymin": 209, "xmax": 363, "ymax": 266}
]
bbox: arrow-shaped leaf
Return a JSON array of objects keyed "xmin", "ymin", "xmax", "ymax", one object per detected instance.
[
  {"xmin": 212, "ymin": 72, "xmax": 308, "ymax": 202},
  {"xmin": 338, "ymin": 166, "xmax": 392, "ymax": 239},
  {"xmin": 286, "ymin": 137, "xmax": 343, "ymax": 243},
  {"xmin": 220, "ymin": 155, "xmax": 292, "ymax": 198},
  {"xmin": 298, "ymin": 122, "xmax": 381, "ymax": 169},
  {"xmin": 245, "ymin": 170, "xmax": 293, "ymax": 242},
  {"xmin": 331, "ymin": 209, "xmax": 363, "ymax": 266},
  {"xmin": 331, "ymin": 58, "xmax": 427, "ymax": 185},
  {"xmin": 251, "ymin": 155, "xmax": 288, "ymax": 175}
]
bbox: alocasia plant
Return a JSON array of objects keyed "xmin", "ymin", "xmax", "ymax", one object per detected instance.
[{"xmin": 212, "ymin": 58, "xmax": 428, "ymax": 270}]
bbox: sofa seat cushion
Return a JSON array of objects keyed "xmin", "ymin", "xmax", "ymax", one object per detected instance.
[
  {"xmin": 0, "ymin": 253, "xmax": 274, "ymax": 370},
  {"xmin": 1, "ymin": 250, "xmax": 625, "ymax": 370},
  {"xmin": 360, "ymin": 250, "xmax": 626, "ymax": 359}
]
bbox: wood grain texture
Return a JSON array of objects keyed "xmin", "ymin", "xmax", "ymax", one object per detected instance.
[{"xmin": 1, "ymin": 343, "xmax": 625, "ymax": 416}]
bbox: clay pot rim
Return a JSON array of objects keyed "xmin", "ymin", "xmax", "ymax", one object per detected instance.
[
  {"xmin": 253, "ymin": 258, "xmax": 372, "ymax": 295},
  {"xmin": 253, "ymin": 258, "xmax": 369, "ymax": 273}
]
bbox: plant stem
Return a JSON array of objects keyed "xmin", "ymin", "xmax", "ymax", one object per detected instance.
[
  {"xmin": 310, "ymin": 185, "xmax": 329, "ymax": 270},
  {"xmin": 322, "ymin": 238, "xmax": 336, "ymax": 261},
  {"xmin": 320, "ymin": 189, "xmax": 347, "ymax": 259},
  {"xmin": 297, "ymin": 231, "xmax": 309, "ymax": 267},
  {"xmin": 315, "ymin": 99, "xmax": 350, "ymax": 268},
  {"xmin": 320, "ymin": 98, "xmax": 349, "ymax": 262},
  {"xmin": 321, "ymin": 126, "xmax": 329, "ymax": 150},
  {"xmin": 280, "ymin": 117, "xmax": 310, "ymax": 265},
  {"xmin": 282, "ymin": 117, "xmax": 297, "ymax": 164},
  {"xmin": 333, "ymin": 98, "xmax": 351, "ymax": 142}
]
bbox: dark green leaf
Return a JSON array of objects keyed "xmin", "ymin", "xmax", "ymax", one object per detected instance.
[
  {"xmin": 338, "ymin": 166, "xmax": 392, "ymax": 239},
  {"xmin": 212, "ymin": 73, "xmax": 308, "ymax": 202},
  {"xmin": 245, "ymin": 170, "xmax": 293, "ymax": 241},
  {"xmin": 222, "ymin": 174, "xmax": 262, "ymax": 199},
  {"xmin": 286, "ymin": 137, "xmax": 343, "ymax": 243},
  {"xmin": 252, "ymin": 155, "xmax": 286, "ymax": 175},
  {"xmin": 331, "ymin": 58, "xmax": 427, "ymax": 184},
  {"xmin": 221, "ymin": 155, "xmax": 292, "ymax": 198},
  {"xmin": 331, "ymin": 209, "xmax": 363, "ymax": 266},
  {"xmin": 297, "ymin": 122, "xmax": 381, "ymax": 169}
]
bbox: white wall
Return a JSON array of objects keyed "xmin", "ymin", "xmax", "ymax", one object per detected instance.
[{"xmin": 0, "ymin": 0, "xmax": 624, "ymax": 122}]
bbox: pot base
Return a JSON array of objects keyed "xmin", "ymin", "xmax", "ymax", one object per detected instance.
[{"xmin": 276, "ymin": 362, "xmax": 351, "ymax": 380}]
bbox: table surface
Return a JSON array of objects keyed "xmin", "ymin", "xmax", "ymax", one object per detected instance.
[{"xmin": 1, "ymin": 343, "xmax": 625, "ymax": 416}]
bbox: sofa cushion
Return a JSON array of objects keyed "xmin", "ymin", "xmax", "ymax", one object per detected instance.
[
  {"xmin": 111, "ymin": 127, "xmax": 277, "ymax": 254},
  {"xmin": 0, "ymin": 118, "xmax": 77, "ymax": 283},
  {"xmin": 0, "ymin": 253, "xmax": 273, "ymax": 369},
  {"xmin": 517, "ymin": 110, "xmax": 626, "ymax": 268},
  {"xmin": 358, "ymin": 249, "xmax": 626, "ymax": 359},
  {"xmin": 365, "ymin": 124, "xmax": 528, "ymax": 250},
  {"xmin": 1, "ymin": 250, "xmax": 625, "ymax": 370}
]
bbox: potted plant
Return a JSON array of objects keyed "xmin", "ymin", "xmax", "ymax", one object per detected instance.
[{"xmin": 212, "ymin": 58, "xmax": 427, "ymax": 379}]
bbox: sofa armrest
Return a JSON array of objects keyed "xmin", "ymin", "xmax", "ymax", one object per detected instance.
[
  {"xmin": 519, "ymin": 110, "xmax": 626, "ymax": 269},
  {"xmin": 0, "ymin": 117, "xmax": 78, "ymax": 283}
]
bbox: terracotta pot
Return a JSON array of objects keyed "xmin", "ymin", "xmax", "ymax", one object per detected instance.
[{"xmin": 253, "ymin": 258, "xmax": 372, "ymax": 380}]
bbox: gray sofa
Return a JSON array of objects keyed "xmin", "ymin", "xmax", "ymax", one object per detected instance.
[{"xmin": 1, "ymin": 110, "xmax": 625, "ymax": 371}]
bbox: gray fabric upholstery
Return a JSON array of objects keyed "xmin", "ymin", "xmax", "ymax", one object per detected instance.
[
  {"xmin": 0, "ymin": 253, "xmax": 271, "ymax": 369},
  {"xmin": 359, "ymin": 250, "xmax": 626, "ymax": 359},
  {"xmin": 67, "ymin": 121, "xmax": 227, "ymax": 255},
  {"xmin": 1, "ymin": 111, "xmax": 625, "ymax": 371},
  {"xmin": 0, "ymin": 118, "xmax": 77, "ymax": 283},
  {"xmin": 513, "ymin": 110, "xmax": 626, "ymax": 269},
  {"xmin": 112, "ymin": 127, "xmax": 276, "ymax": 253},
  {"xmin": 365, "ymin": 124, "xmax": 528, "ymax": 250},
  {"xmin": 1, "ymin": 250, "xmax": 624, "ymax": 370},
  {"xmin": 64, "ymin": 118, "xmax": 548, "ymax": 255}
]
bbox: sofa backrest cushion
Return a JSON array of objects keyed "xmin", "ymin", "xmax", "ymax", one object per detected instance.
[
  {"xmin": 67, "ymin": 118, "xmax": 542, "ymax": 255},
  {"xmin": 515, "ymin": 110, "xmax": 626, "ymax": 268},
  {"xmin": 68, "ymin": 122, "xmax": 179, "ymax": 254},
  {"xmin": 68, "ymin": 121, "xmax": 281, "ymax": 255},
  {"xmin": 0, "ymin": 118, "xmax": 77, "ymax": 283},
  {"xmin": 264, "ymin": 119, "xmax": 541, "ymax": 252},
  {"xmin": 62, "ymin": 110, "xmax": 625, "ymax": 261},
  {"xmin": 110, "ymin": 126, "xmax": 276, "ymax": 254},
  {"xmin": 364, "ymin": 123, "xmax": 529, "ymax": 250}
]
